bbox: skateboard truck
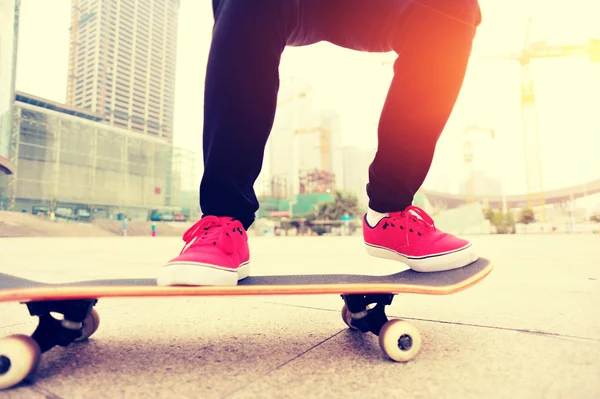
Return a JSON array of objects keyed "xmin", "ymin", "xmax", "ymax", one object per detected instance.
[
  {"xmin": 0, "ymin": 299, "xmax": 101, "ymax": 390},
  {"xmin": 342, "ymin": 294, "xmax": 394, "ymax": 335},
  {"xmin": 27, "ymin": 299, "xmax": 98, "ymax": 352},
  {"xmin": 341, "ymin": 293, "xmax": 421, "ymax": 362}
]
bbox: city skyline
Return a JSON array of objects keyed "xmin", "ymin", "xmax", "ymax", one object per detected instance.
[
  {"xmin": 66, "ymin": 0, "xmax": 180, "ymax": 140},
  {"xmin": 14, "ymin": 0, "xmax": 600, "ymax": 197}
]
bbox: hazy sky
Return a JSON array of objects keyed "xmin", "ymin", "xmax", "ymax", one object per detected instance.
[{"xmin": 14, "ymin": 0, "xmax": 600, "ymax": 195}]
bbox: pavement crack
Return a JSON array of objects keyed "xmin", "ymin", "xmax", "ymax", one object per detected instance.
[
  {"xmin": 262, "ymin": 301, "xmax": 337, "ymax": 313},
  {"xmin": 403, "ymin": 317, "xmax": 600, "ymax": 342},
  {"xmin": 263, "ymin": 301, "xmax": 600, "ymax": 342},
  {"xmin": 0, "ymin": 321, "xmax": 35, "ymax": 329},
  {"xmin": 223, "ymin": 329, "xmax": 346, "ymax": 398},
  {"xmin": 30, "ymin": 384, "xmax": 63, "ymax": 399}
]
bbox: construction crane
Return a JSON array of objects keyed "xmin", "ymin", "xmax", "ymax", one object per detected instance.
[
  {"xmin": 276, "ymin": 78, "xmax": 312, "ymax": 106},
  {"xmin": 277, "ymin": 89, "xmax": 308, "ymax": 106},
  {"xmin": 294, "ymin": 126, "xmax": 332, "ymax": 173},
  {"xmin": 497, "ymin": 18, "xmax": 600, "ymax": 222}
]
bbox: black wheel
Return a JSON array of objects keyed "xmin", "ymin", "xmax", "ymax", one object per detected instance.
[{"xmin": 0, "ymin": 335, "xmax": 41, "ymax": 390}]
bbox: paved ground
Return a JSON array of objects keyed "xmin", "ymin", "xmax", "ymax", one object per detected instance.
[{"xmin": 0, "ymin": 235, "xmax": 599, "ymax": 398}]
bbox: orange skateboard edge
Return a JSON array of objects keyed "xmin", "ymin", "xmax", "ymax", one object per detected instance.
[{"xmin": 0, "ymin": 262, "xmax": 493, "ymax": 303}]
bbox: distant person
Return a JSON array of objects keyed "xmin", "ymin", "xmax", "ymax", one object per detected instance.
[{"xmin": 158, "ymin": 0, "xmax": 482, "ymax": 286}]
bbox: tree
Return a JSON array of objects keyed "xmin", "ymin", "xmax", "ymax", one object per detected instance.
[
  {"xmin": 311, "ymin": 191, "xmax": 362, "ymax": 221},
  {"xmin": 484, "ymin": 207, "xmax": 494, "ymax": 221},
  {"xmin": 485, "ymin": 208, "xmax": 515, "ymax": 234},
  {"xmin": 505, "ymin": 210, "xmax": 515, "ymax": 228},
  {"xmin": 519, "ymin": 208, "xmax": 536, "ymax": 224},
  {"xmin": 501, "ymin": 211, "xmax": 516, "ymax": 234}
]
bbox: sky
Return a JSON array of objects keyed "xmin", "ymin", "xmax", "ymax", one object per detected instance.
[{"xmin": 13, "ymin": 0, "xmax": 600, "ymax": 196}]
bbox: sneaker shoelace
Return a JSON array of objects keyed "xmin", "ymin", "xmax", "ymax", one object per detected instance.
[
  {"xmin": 180, "ymin": 216, "xmax": 243, "ymax": 254},
  {"xmin": 389, "ymin": 205, "xmax": 435, "ymax": 233}
]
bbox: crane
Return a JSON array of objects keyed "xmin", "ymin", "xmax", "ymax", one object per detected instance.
[
  {"xmin": 294, "ymin": 126, "xmax": 332, "ymax": 173},
  {"xmin": 276, "ymin": 77, "xmax": 312, "ymax": 106},
  {"xmin": 493, "ymin": 18, "xmax": 599, "ymax": 222}
]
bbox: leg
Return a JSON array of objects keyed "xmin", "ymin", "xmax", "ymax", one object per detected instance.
[
  {"xmin": 366, "ymin": 0, "xmax": 481, "ymax": 211},
  {"xmin": 159, "ymin": 0, "xmax": 327, "ymax": 286},
  {"xmin": 201, "ymin": 0, "xmax": 306, "ymax": 230},
  {"xmin": 305, "ymin": 0, "xmax": 480, "ymax": 210},
  {"xmin": 316, "ymin": 0, "xmax": 481, "ymax": 272}
]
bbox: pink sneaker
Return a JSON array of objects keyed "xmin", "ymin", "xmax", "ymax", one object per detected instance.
[
  {"xmin": 157, "ymin": 216, "xmax": 250, "ymax": 286},
  {"xmin": 363, "ymin": 206, "xmax": 477, "ymax": 272}
]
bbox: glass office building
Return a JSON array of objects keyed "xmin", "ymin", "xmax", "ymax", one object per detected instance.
[{"xmin": 1, "ymin": 93, "xmax": 199, "ymax": 221}]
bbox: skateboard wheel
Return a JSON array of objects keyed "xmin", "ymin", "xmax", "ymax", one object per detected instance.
[
  {"xmin": 0, "ymin": 334, "xmax": 41, "ymax": 390},
  {"xmin": 341, "ymin": 304, "xmax": 359, "ymax": 330},
  {"xmin": 75, "ymin": 308, "xmax": 100, "ymax": 342},
  {"xmin": 378, "ymin": 320, "xmax": 422, "ymax": 362}
]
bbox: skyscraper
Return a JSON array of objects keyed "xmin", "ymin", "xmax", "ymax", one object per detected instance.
[
  {"xmin": 0, "ymin": 0, "xmax": 19, "ymax": 175},
  {"xmin": 66, "ymin": 0, "xmax": 180, "ymax": 141},
  {"xmin": 342, "ymin": 146, "xmax": 375, "ymax": 207}
]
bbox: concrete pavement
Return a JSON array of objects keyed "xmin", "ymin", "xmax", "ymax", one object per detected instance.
[{"xmin": 0, "ymin": 235, "xmax": 599, "ymax": 398}]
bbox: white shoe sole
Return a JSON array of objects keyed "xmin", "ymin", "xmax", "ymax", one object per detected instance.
[
  {"xmin": 157, "ymin": 262, "xmax": 250, "ymax": 286},
  {"xmin": 365, "ymin": 243, "xmax": 478, "ymax": 272}
]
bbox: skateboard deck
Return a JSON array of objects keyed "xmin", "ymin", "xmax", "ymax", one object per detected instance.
[
  {"xmin": 0, "ymin": 258, "xmax": 492, "ymax": 390},
  {"xmin": 0, "ymin": 257, "xmax": 492, "ymax": 302}
]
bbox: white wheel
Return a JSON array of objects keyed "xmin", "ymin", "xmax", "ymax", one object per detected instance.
[
  {"xmin": 341, "ymin": 305, "xmax": 359, "ymax": 330},
  {"xmin": 75, "ymin": 308, "xmax": 100, "ymax": 342},
  {"xmin": 0, "ymin": 335, "xmax": 41, "ymax": 390},
  {"xmin": 379, "ymin": 319, "xmax": 422, "ymax": 362}
]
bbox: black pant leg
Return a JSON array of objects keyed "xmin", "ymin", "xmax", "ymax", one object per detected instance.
[{"xmin": 201, "ymin": 0, "xmax": 300, "ymax": 229}]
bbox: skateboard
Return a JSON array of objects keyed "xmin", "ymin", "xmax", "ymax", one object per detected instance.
[{"xmin": 0, "ymin": 258, "xmax": 492, "ymax": 390}]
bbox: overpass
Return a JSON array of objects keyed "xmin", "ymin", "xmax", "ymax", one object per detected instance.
[{"xmin": 422, "ymin": 179, "xmax": 600, "ymax": 210}]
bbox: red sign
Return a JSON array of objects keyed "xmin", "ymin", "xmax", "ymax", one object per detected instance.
[
  {"xmin": 0, "ymin": 155, "xmax": 14, "ymax": 174},
  {"xmin": 154, "ymin": 187, "xmax": 161, "ymax": 194},
  {"xmin": 269, "ymin": 211, "xmax": 290, "ymax": 217}
]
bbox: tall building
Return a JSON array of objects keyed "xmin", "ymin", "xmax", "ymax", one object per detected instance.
[
  {"xmin": 269, "ymin": 109, "xmax": 344, "ymax": 196},
  {"xmin": 0, "ymin": 0, "xmax": 20, "ymax": 175},
  {"xmin": 260, "ymin": 77, "xmax": 345, "ymax": 198},
  {"xmin": 3, "ymin": 91, "xmax": 200, "ymax": 219},
  {"xmin": 342, "ymin": 146, "xmax": 375, "ymax": 207},
  {"xmin": 264, "ymin": 78, "xmax": 313, "ymax": 198},
  {"xmin": 66, "ymin": 0, "xmax": 180, "ymax": 141},
  {"xmin": 317, "ymin": 110, "xmax": 344, "ymax": 190}
]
